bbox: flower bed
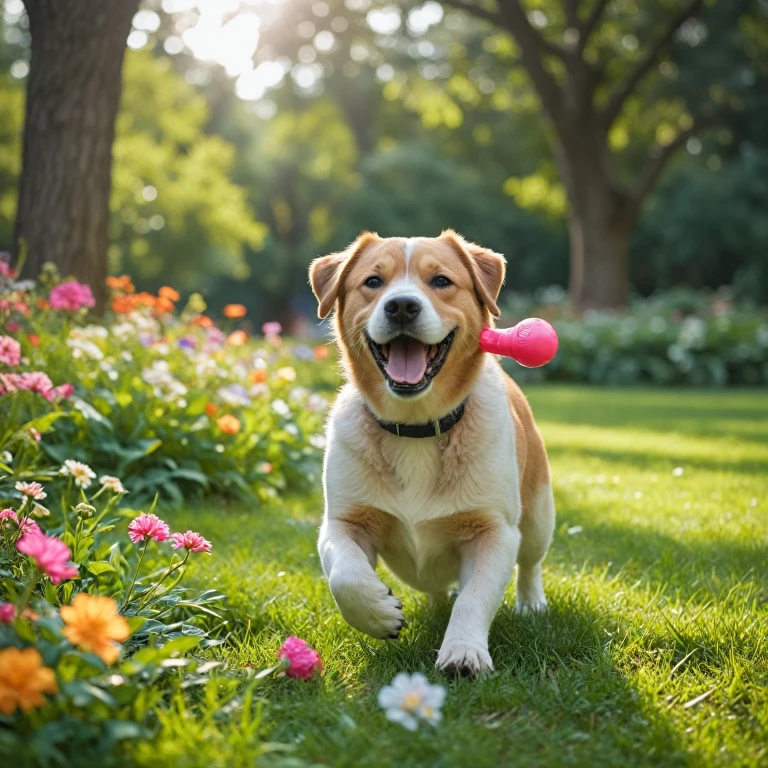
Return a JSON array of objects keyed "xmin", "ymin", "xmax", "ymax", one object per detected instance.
[{"xmin": 1, "ymin": 257, "xmax": 333, "ymax": 505}]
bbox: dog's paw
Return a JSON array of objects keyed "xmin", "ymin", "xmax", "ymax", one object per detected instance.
[
  {"xmin": 329, "ymin": 570, "xmax": 406, "ymax": 640},
  {"xmin": 514, "ymin": 597, "xmax": 548, "ymax": 615},
  {"xmin": 436, "ymin": 639, "xmax": 493, "ymax": 677}
]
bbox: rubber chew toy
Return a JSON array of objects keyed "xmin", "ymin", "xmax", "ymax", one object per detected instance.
[{"xmin": 479, "ymin": 318, "xmax": 559, "ymax": 368}]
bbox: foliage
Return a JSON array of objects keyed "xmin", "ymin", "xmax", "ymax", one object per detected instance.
[
  {"xmin": 502, "ymin": 286, "xmax": 768, "ymax": 386},
  {"xmin": 0, "ymin": 263, "xmax": 330, "ymax": 505}
]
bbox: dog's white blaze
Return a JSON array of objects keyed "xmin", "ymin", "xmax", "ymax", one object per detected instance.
[{"xmin": 403, "ymin": 238, "xmax": 418, "ymax": 282}]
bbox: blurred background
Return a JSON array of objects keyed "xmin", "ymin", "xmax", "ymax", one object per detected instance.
[{"xmin": 1, "ymin": 0, "xmax": 767, "ymax": 376}]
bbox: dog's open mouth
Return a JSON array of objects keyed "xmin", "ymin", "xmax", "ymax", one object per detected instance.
[{"xmin": 366, "ymin": 329, "xmax": 456, "ymax": 396}]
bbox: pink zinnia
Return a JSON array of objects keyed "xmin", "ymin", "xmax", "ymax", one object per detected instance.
[
  {"xmin": 15, "ymin": 372, "xmax": 54, "ymax": 395},
  {"xmin": 15, "ymin": 481, "xmax": 47, "ymax": 500},
  {"xmin": 0, "ymin": 508, "xmax": 41, "ymax": 536},
  {"xmin": 0, "ymin": 335, "xmax": 21, "ymax": 366},
  {"xmin": 262, "ymin": 321, "xmax": 282, "ymax": 337},
  {"xmin": 0, "ymin": 602, "xmax": 15, "ymax": 623},
  {"xmin": 170, "ymin": 530, "xmax": 212, "ymax": 554},
  {"xmin": 45, "ymin": 383, "xmax": 75, "ymax": 402},
  {"xmin": 277, "ymin": 636, "xmax": 323, "ymax": 680},
  {"xmin": 128, "ymin": 513, "xmax": 170, "ymax": 544},
  {"xmin": 49, "ymin": 281, "xmax": 95, "ymax": 311},
  {"xmin": 16, "ymin": 532, "xmax": 78, "ymax": 584}
]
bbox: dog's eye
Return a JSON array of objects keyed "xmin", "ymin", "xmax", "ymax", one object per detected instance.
[
  {"xmin": 430, "ymin": 275, "xmax": 452, "ymax": 288},
  {"xmin": 364, "ymin": 276, "xmax": 383, "ymax": 289}
]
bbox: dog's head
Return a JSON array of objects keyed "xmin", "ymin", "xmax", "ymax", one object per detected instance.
[{"xmin": 309, "ymin": 231, "xmax": 505, "ymax": 422}]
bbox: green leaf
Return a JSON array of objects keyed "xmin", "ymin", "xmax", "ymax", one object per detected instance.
[{"xmin": 87, "ymin": 561, "xmax": 116, "ymax": 575}]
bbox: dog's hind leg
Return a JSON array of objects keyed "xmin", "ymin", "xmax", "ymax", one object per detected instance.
[{"xmin": 515, "ymin": 482, "xmax": 555, "ymax": 614}]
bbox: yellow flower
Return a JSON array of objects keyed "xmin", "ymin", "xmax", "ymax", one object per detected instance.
[
  {"xmin": 0, "ymin": 647, "xmax": 57, "ymax": 715},
  {"xmin": 60, "ymin": 594, "xmax": 130, "ymax": 664}
]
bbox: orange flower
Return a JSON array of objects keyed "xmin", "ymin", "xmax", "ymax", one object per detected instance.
[
  {"xmin": 223, "ymin": 304, "xmax": 247, "ymax": 319},
  {"xmin": 112, "ymin": 296, "xmax": 135, "ymax": 314},
  {"xmin": 205, "ymin": 402, "xmax": 218, "ymax": 418},
  {"xmin": 159, "ymin": 286, "xmax": 180, "ymax": 301},
  {"xmin": 191, "ymin": 315, "xmax": 214, "ymax": 328},
  {"xmin": 0, "ymin": 647, "xmax": 57, "ymax": 715},
  {"xmin": 217, "ymin": 414, "xmax": 241, "ymax": 434},
  {"xmin": 314, "ymin": 345, "xmax": 329, "ymax": 360},
  {"xmin": 227, "ymin": 330, "xmax": 248, "ymax": 346},
  {"xmin": 28, "ymin": 334, "xmax": 40, "ymax": 347},
  {"xmin": 36, "ymin": 298, "xmax": 49, "ymax": 310},
  {"xmin": 154, "ymin": 296, "xmax": 175, "ymax": 315},
  {"xmin": 60, "ymin": 594, "xmax": 131, "ymax": 664},
  {"xmin": 250, "ymin": 369, "xmax": 268, "ymax": 384},
  {"xmin": 106, "ymin": 275, "xmax": 135, "ymax": 294}
]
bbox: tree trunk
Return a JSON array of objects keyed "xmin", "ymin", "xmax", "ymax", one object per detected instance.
[
  {"xmin": 554, "ymin": 135, "xmax": 636, "ymax": 312},
  {"xmin": 13, "ymin": 0, "xmax": 139, "ymax": 308},
  {"xmin": 567, "ymin": 212, "xmax": 632, "ymax": 311}
]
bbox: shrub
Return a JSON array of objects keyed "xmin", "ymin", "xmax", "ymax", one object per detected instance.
[{"xmin": 501, "ymin": 286, "xmax": 768, "ymax": 386}]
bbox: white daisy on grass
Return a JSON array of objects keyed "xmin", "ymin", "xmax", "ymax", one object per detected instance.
[
  {"xmin": 59, "ymin": 460, "xmax": 96, "ymax": 489},
  {"xmin": 99, "ymin": 475, "xmax": 127, "ymax": 494},
  {"xmin": 377, "ymin": 672, "xmax": 446, "ymax": 731}
]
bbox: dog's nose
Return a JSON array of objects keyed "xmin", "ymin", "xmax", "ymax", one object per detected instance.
[{"xmin": 384, "ymin": 296, "xmax": 422, "ymax": 324}]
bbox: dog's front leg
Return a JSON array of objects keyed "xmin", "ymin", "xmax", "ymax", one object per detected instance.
[
  {"xmin": 436, "ymin": 522, "xmax": 519, "ymax": 676},
  {"xmin": 319, "ymin": 516, "xmax": 406, "ymax": 640}
]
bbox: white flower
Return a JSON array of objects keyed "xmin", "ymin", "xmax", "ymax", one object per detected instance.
[
  {"xmin": 71, "ymin": 324, "xmax": 108, "ymax": 340},
  {"xmin": 66, "ymin": 337, "xmax": 104, "ymax": 361},
  {"xmin": 0, "ymin": 451, "xmax": 12, "ymax": 464},
  {"xmin": 100, "ymin": 475, "xmax": 127, "ymax": 494},
  {"xmin": 672, "ymin": 467, "xmax": 684, "ymax": 477},
  {"xmin": 377, "ymin": 673, "xmax": 446, "ymax": 731},
  {"xmin": 60, "ymin": 460, "xmax": 96, "ymax": 488},
  {"xmin": 277, "ymin": 366, "xmax": 297, "ymax": 382},
  {"xmin": 307, "ymin": 394, "xmax": 328, "ymax": 413},
  {"xmin": 272, "ymin": 399, "xmax": 290, "ymax": 417},
  {"xmin": 111, "ymin": 322, "xmax": 136, "ymax": 340},
  {"xmin": 309, "ymin": 434, "xmax": 326, "ymax": 450}
]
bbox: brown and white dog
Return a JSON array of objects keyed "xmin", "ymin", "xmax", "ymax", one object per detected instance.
[{"xmin": 309, "ymin": 230, "xmax": 555, "ymax": 676}]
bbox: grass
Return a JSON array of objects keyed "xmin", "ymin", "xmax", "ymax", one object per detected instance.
[{"xmin": 138, "ymin": 387, "xmax": 767, "ymax": 768}]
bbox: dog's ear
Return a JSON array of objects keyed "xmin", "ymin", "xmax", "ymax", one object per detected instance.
[
  {"xmin": 309, "ymin": 232, "xmax": 378, "ymax": 318},
  {"xmin": 440, "ymin": 230, "xmax": 505, "ymax": 317}
]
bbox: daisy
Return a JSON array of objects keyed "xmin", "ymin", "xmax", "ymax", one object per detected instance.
[
  {"xmin": 377, "ymin": 673, "xmax": 446, "ymax": 731},
  {"xmin": 99, "ymin": 475, "xmax": 127, "ymax": 494},
  {"xmin": 59, "ymin": 460, "xmax": 96, "ymax": 489}
]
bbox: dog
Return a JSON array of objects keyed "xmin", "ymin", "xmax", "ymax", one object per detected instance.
[{"xmin": 309, "ymin": 230, "xmax": 555, "ymax": 676}]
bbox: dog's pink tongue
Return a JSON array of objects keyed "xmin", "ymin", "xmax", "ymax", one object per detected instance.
[{"xmin": 386, "ymin": 337, "xmax": 427, "ymax": 384}]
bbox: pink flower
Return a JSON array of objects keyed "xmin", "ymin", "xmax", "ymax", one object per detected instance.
[
  {"xmin": 49, "ymin": 281, "xmax": 95, "ymax": 311},
  {"xmin": 128, "ymin": 513, "xmax": 170, "ymax": 544},
  {"xmin": 170, "ymin": 530, "xmax": 212, "ymax": 554},
  {"xmin": 0, "ymin": 335, "xmax": 21, "ymax": 366},
  {"xmin": 6, "ymin": 322, "xmax": 19, "ymax": 333},
  {"xmin": 277, "ymin": 636, "xmax": 323, "ymax": 680},
  {"xmin": 45, "ymin": 383, "xmax": 74, "ymax": 402},
  {"xmin": 15, "ymin": 481, "xmax": 47, "ymax": 501},
  {"xmin": 0, "ymin": 508, "xmax": 41, "ymax": 536},
  {"xmin": 16, "ymin": 532, "xmax": 78, "ymax": 584},
  {"xmin": 0, "ymin": 602, "xmax": 16, "ymax": 623},
  {"xmin": 15, "ymin": 372, "xmax": 53, "ymax": 395},
  {"xmin": 262, "ymin": 321, "xmax": 282, "ymax": 337}
]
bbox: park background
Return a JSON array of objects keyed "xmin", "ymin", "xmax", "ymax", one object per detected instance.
[{"xmin": 0, "ymin": 1, "xmax": 767, "ymax": 767}]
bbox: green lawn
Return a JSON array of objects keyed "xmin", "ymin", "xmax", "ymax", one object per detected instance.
[{"xmin": 145, "ymin": 387, "xmax": 767, "ymax": 768}]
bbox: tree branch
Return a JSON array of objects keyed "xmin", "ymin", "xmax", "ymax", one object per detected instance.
[
  {"xmin": 602, "ymin": 0, "xmax": 705, "ymax": 128},
  {"xmin": 630, "ymin": 109, "xmax": 721, "ymax": 203},
  {"xmin": 579, "ymin": 0, "xmax": 611, "ymax": 49},
  {"xmin": 441, "ymin": 0, "xmax": 567, "ymax": 122},
  {"xmin": 439, "ymin": 0, "xmax": 504, "ymax": 28},
  {"xmin": 564, "ymin": 0, "xmax": 581, "ymax": 30}
]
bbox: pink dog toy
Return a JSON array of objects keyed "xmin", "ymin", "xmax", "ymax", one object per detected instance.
[{"xmin": 479, "ymin": 318, "xmax": 559, "ymax": 368}]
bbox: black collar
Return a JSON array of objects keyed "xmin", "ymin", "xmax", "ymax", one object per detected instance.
[{"xmin": 366, "ymin": 400, "xmax": 467, "ymax": 439}]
